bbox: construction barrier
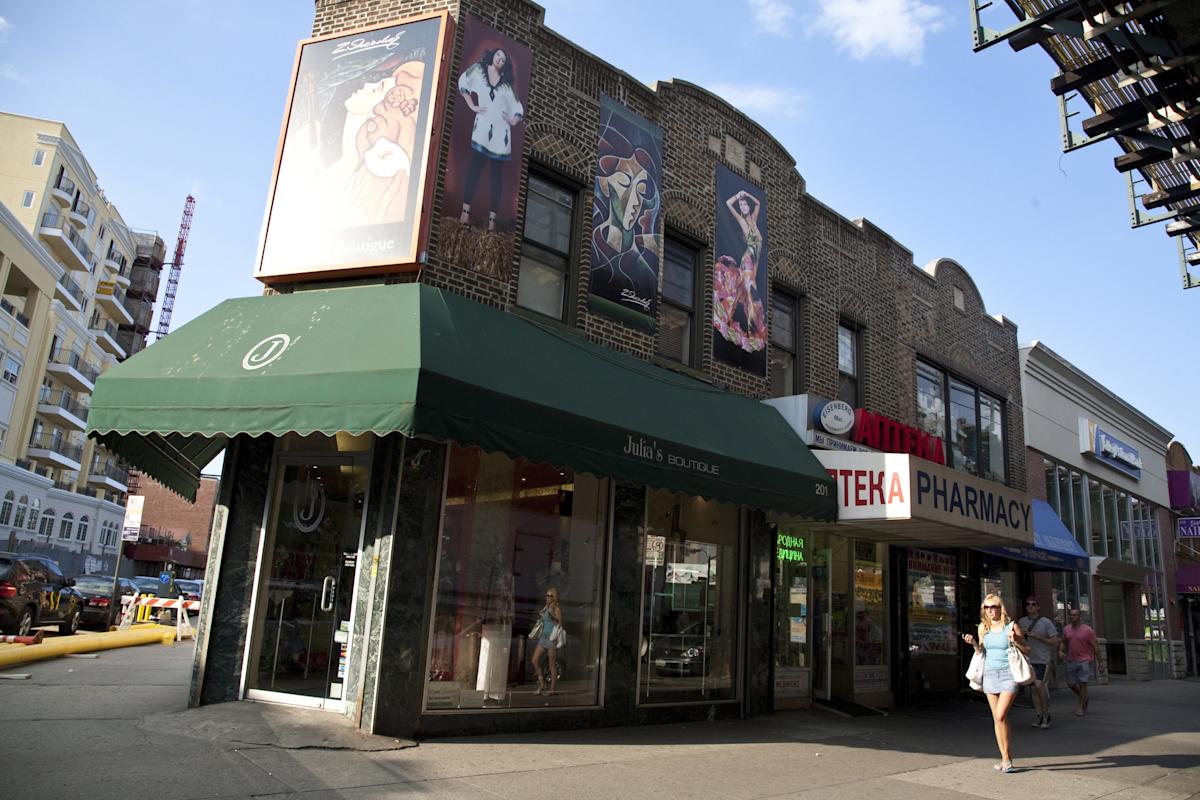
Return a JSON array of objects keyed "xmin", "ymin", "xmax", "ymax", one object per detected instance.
[
  {"xmin": 118, "ymin": 594, "xmax": 201, "ymax": 641},
  {"xmin": 0, "ymin": 625, "xmax": 174, "ymax": 669}
]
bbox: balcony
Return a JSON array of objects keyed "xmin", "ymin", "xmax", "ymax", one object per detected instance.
[
  {"xmin": 37, "ymin": 388, "xmax": 89, "ymax": 431},
  {"xmin": 68, "ymin": 198, "xmax": 92, "ymax": 228},
  {"xmin": 95, "ymin": 282, "xmax": 133, "ymax": 325},
  {"xmin": 28, "ymin": 433, "xmax": 84, "ymax": 471},
  {"xmin": 38, "ymin": 212, "xmax": 93, "ymax": 271},
  {"xmin": 89, "ymin": 318, "xmax": 127, "ymax": 358},
  {"xmin": 88, "ymin": 461, "xmax": 129, "ymax": 494},
  {"xmin": 46, "ymin": 347, "xmax": 100, "ymax": 393},
  {"xmin": 0, "ymin": 298, "xmax": 30, "ymax": 328},
  {"xmin": 54, "ymin": 272, "xmax": 86, "ymax": 312},
  {"xmin": 50, "ymin": 175, "xmax": 76, "ymax": 207}
]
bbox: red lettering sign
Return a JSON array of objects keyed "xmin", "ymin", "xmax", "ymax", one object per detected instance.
[{"xmin": 850, "ymin": 408, "xmax": 947, "ymax": 466}]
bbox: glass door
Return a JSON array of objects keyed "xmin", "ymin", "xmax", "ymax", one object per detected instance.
[
  {"xmin": 246, "ymin": 455, "xmax": 368, "ymax": 709},
  {"xmin": 810, "ymin": 532, "xmax": 832, "ymax": 701}
]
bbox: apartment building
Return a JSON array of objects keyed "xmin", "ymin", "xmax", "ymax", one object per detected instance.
[{"xmin": 0, "ymin": 111, "xmax": 154, "ymax": 576}]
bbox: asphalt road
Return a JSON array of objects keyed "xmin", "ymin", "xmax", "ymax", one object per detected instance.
[{"xmin": 1, "ymin": 642, "xmax": 1197, "ymax": 799}]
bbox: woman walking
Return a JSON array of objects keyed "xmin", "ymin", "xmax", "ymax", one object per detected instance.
[
  {"xmin": 962, "ymin": 593, "xmax": 1027, "ymax": 773},
  {"xmin": 531, "ymin": 587, "xmax": 563, "ymax": 697}
]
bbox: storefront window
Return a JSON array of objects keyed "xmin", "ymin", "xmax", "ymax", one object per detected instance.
[
  {"xmin": 1044, "ymin": 459, "xmax": 1058, "ymax": 512},
  {"xmin": 639, "ymin": 490, "xmax": 739, "ymax": 704},
  {"xmin": 424, "ymin": 446, "xmax": 609, "ymax": 711},
  {"xmin": 773, "ymin": 525, "xmax": 808, "ymax": 704},
  {"xmin": 853, "ymin": 541, "xmax": 885, "ymax": 666},
  {"xmin": 1117, "ymin": 491, "xmax": 1132, "ymax": 559},
  {"xmin": 1104, "ymin": 486, "xmax": 1120, "ymax": 561},
  {"xmin": 1071, "ymin": 471, "xmax": 1087, "ymax": 551},
  {"xmin": 1088, "ymin": 477, "xmax": 1106, "ymax": 556},
  {"xmin": 906, "ymin": 549, "xmax": 957, "ymax": 658}
]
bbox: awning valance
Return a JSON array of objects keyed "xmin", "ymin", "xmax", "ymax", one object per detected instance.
[
  {"xmin": 980, "ymin": 499, "xmax": 1090, "ymax": 572},
  {"xmin": 88, "ymin": 283, "xmax": 835, "ymax": 516}
]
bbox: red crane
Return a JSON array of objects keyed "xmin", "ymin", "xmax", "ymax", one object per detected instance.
[{"xmin": 155, "ymin": 194, "xmax": 195, "ymax": 340}]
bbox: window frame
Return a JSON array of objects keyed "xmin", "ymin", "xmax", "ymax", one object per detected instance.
[
  {"xmin": 915, "ymin": 358, "xmax": 1007, "ymax": 482},
  {"xmin": 656, "ymin": 233, "xmax": 703, "ymax": 367},
  {"xmin": 768, "ymin": 288, "xmax": 803, "ymax": 397},
  {"xmin": 516, "ymin": 167, "xmax": 582, "ymax": 324},
  {"xmin": 21, "ymin": 190, "xmax": 35, "ymax": 209},
  {"xmin": 33, "ymin": 149, "xmax": 46, "ymax": 167},
  {"xmin": 837, "ymin": 320, "xmax": 862, "ymax": 407}
]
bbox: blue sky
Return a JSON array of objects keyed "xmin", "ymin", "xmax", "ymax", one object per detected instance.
[{"xmin": 1, "ymin": 1, "xmax": 1193, "ymax": 462}]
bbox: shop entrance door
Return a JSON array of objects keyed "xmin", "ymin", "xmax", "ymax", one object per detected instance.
[
  {"xmin": 810, "ymin": 532, "xmax": 846, "ymax": 701},
  {"xmin": 245, "ymin": 455, "xmax": 369, "ymax": 710}
]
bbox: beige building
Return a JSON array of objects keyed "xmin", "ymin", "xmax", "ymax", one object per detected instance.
[{"xmin": 0, "ymin": 111, "xmax": 152, "ymax": 576}]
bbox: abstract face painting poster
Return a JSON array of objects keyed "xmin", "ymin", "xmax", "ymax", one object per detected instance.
[
  {"xmin": 712, "ymin": 164, "xmax": 768, "ymax": 375},
  {"xmin": 587, "ymin": 94, "xmax": 663, "ymax": 331},
  {"xmin": 257, "ymin": 15, "xmax": 449, "ymax": 282}
]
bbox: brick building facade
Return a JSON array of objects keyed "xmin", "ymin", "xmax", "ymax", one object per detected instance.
[{"xmin": 94, "ymin": 0, "xmax": 1042, "ymax": 737}]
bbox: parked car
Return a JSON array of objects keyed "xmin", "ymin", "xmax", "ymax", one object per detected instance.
[
  {"xmin": 174, "ymin": 579, "xmax": 204, "ymax": 602},
  {"xmin": 0, "ymin": 551, "xmax": 84, "ymax": 635},
  {"xmin": 71, "ymin": 575, "xmax": 140, "ymax": 630}
]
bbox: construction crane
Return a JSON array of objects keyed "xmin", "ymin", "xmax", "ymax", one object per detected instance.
[{"xmin": 155, "ymin": 194, "xmax": 195, "ymax": 340}]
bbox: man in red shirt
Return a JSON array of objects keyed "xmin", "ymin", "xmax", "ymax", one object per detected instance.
[{"xmin": 1060, "ymin": 607, "xmax": 1099, "ymax": 716}]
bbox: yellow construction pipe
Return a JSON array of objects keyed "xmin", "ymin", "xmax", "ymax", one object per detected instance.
[{"xmin": 0, "ymin": 625, "xmax": 175, "ymax": 669}]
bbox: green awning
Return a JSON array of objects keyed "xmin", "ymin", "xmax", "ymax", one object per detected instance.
[{"xmin": 88, "ymin": 283, "xmax": 834, "ymax": 516}]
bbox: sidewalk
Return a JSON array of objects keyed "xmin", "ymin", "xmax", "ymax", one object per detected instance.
[{"xmin": 2, "ymin": 643, "xmax": 1197, "ymax": 799}]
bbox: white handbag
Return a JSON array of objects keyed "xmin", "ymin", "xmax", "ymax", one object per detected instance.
[
  {"xmin": 965, "ymin": 651, "xmax": 985, "ymax": 691},
  {"xmin": 1008, "ymin": 645, "xmax": 1035, "ymax": 685}
]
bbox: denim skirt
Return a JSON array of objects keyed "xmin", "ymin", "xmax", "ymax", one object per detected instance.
[{"xmin": 983, "ymin": 665, "xmax": 1017, "ymax": 694}]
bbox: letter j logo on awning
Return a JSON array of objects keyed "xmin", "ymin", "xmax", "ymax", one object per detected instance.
[{"xmin": 243, "ymin": 334, "xmax": 291, "ymax": 371}]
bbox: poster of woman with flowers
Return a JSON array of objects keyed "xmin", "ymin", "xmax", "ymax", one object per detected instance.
[{"xmin": 712, "ymin": 164, "xmax": 768, "ymax": 375}]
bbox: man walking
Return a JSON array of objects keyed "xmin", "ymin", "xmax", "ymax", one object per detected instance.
[
  {"xmin": 1061, "ymin": 607, "xmax": 1099, "ymax": 716},
  {"xmin": 1018, "ymin": 596, "xmax": 1058, "ymax": 728}
]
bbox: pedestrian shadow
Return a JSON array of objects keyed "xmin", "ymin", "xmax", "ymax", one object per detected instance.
[{"xmin": 1032, "ymin": 753, "xmax": 1200, "ymax": 772}]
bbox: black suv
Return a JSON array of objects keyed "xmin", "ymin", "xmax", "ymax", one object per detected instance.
[{"xmin": 0, "ymin": 551, "xmax": 84, "ymax": 636}]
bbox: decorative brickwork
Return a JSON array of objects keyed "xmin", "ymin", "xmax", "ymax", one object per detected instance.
[{"xmin": 309, "ymin": 0, "xmax": 1026, "ymax": 491}]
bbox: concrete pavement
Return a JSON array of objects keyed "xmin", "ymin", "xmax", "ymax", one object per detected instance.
[{"xmin": 1, "ymin": 643, "xmax": 1197, "ymax": 799}]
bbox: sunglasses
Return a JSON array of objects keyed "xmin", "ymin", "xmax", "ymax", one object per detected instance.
[
  {"xmin": 983, "ymin": 604, "xmax": 1001, "ymax": 610},
  {"xmin": 1026, "ymin": 602, "xmax": 1039, "ymax": 606}
]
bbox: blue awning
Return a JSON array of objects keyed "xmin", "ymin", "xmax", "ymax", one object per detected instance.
[{"xmin": 981, "ymin": 499, "xmax": 1089, "ymax": 572}]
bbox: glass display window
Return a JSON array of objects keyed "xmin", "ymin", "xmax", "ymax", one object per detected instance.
[
  {"xmin": 638, "ymin": 490, "xmax": 740, "ymax": 704},
  {"xmin": 773, "ymin": 525, "xmax": 809, "ymax": 705},
  {"xmin": 424, "ymin": 445, "xmax": 610, "ymax": 711}
]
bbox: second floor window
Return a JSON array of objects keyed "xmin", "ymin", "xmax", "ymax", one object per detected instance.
[
  {"xmin": 517, "ymin": 173, "xmax": 575, "ymax": 320},
  {"xmin": 769, "ymin": 290, "xmax": 801, "ymax": 397},
  {"xmin": 917, "ymin": 359, "xmax": 1006, "ymax": 482},
  {"xmin": 657, "ymin": 239, "xmax": 698, "ymax": 365},
  {"xmin": 837, "ymin": 322, "xmax": 860, "ymax": 406}
]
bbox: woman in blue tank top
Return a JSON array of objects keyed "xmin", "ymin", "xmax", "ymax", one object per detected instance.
[{"xmin": 962, "ymin": 593, "xmax": 1027, "ymax": 773}]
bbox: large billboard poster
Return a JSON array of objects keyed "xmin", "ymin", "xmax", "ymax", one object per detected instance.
[
  {"xmin": 587, "ymin": 94, "xmax": 663, "ymax": 330},
  {"xmin": 439, "ymin": 16, "xmax": 531, "ymax": 280},
  {"xmin": 712, "ymin": 164, "xmax": 768, "ymax": 375},
  {"xmin": 256, "ymin": 14, "xmax": 450, "ymax": 283}
]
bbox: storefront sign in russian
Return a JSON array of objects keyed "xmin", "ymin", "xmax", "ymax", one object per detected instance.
[
  {"xmin": 851, "ymin": 408, "xmax": 946, "ymax": 465},
  {"xmin": 1178, "ymin": 517, "xmax": 1200, "ymax": 538},
  {"xmin": 776, "ymin": 531, "xmax": 806, "ymax": 562},
  {"xmin": 1079, "ymin": 418, "xmax": 1142, "ymax": 480},
  {"xmin": 817, "ymin": 451, "xmax": 912, "ymax": 521}
]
